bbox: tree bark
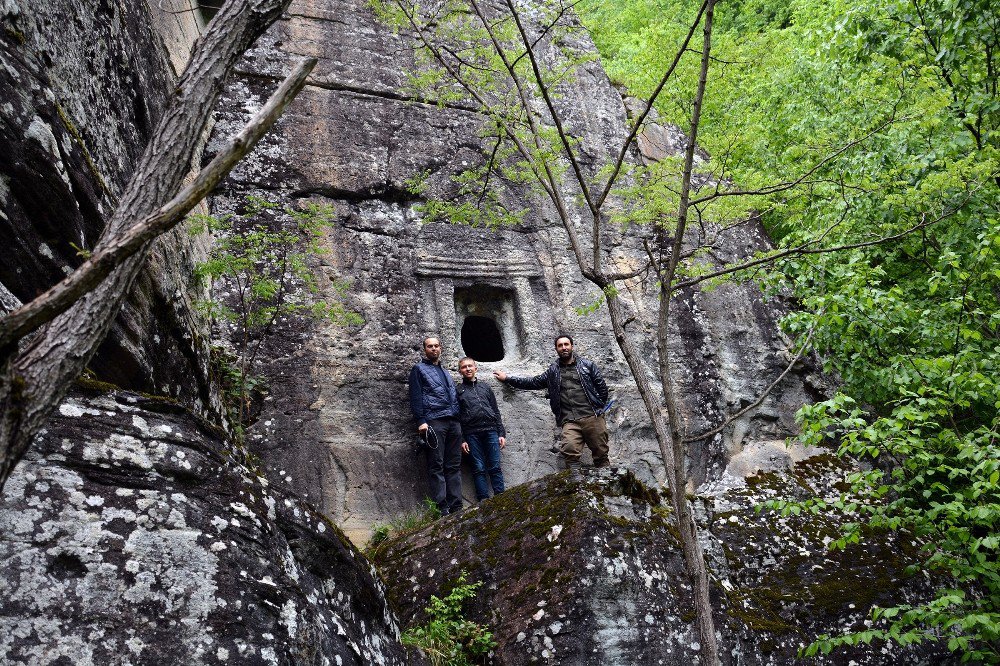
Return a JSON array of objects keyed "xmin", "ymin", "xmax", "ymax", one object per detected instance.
[
  {"xmin": 654, "ymin": 2, "xmax": 720, "ymax": 662},
  {"xmin": 0, "ymin": 57, "xmax": 315, "ymax": 351},
  {"xmin": 0, "ymin": 0, "xmax": 294, "ymax": 491}
]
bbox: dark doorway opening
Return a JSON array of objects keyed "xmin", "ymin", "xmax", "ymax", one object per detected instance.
[
  {"xmin": 462, "ymin": 316, "xmax": 505, "ymax": 362},
  {"xmin": 197, "ymin": 1, "xmax": 220, "ymax": 26}
]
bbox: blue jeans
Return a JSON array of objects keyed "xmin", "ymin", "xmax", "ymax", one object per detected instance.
[{"xmin": 465, "ymin": 430, "xmax": 505, "ymax": 501}]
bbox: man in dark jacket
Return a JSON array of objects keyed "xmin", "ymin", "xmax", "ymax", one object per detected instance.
[
  {"xmin": 494, "ymin": 334, "xmax": 611, "ymax": 469},
  {"xmin": 408, "ymin": 336, "xmax": 462, "ymax": 515},
  {"xmin": 456, "ymin": 357, "xmax": 506, "ymax": 501}
]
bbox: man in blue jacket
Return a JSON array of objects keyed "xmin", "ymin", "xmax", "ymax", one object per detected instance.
[
  {"xmin": 456, "ymin": 357, "xmax": 506, "ymax": 501},
  {"xmin": 408, "ymin": 336, "xmax": 463, "ymax": 515},
  {"xmin": 494, "ymin": 334, "xmax": 611, "ymax": 470}
]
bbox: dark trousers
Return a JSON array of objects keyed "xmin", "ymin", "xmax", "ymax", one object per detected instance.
[{"xmin": 426, "ymin": 417, "xmax": 463, "ymax": 514}]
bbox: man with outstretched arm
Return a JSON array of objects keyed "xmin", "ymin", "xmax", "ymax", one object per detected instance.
[
  {"xmin": 494, "ymin": 334, "xmax": 611, "ymax": 470},
  {"xmin": 456, "ymin": 357, "xmax": 506, "ymax": 501},
  {"xmin": 408, "ymin": 336, "xmax": 463, "ymax": 515}
]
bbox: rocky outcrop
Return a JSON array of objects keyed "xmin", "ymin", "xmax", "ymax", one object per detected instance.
[
  {"xmin": 373, "ymin": 466, "xmax": 951, "ymax": 665},
  {"xmin": 0, "ymin": 4, "xmax": 959, "ymax": 664},
  {"xmin": 205, "ymin": 0, "xmax": 827, "ymax": 540},
  {"xmin": 0, "ymin": 387, "xmax": 412, "ymax": 665},
  {"xmin": 0, "ymin": 0, "xmax": 218, "ymax": 415}
]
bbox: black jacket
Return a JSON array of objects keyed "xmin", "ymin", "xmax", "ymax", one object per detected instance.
[
  {"xmin": 456, "ymin": 379, "xmax": 506, "ymax": 437},
  {"xmin": 505, "ymin": 355, "xmax": 610, "ymax": 424},
  {"xmin": 408, "ymin": 358, "xmax": 459, "ymax": 422}
]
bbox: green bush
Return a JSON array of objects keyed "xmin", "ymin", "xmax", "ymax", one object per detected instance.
[
  {"xmin": 401, "ymin": 571, "xmax": 496, "ymax": 666},
  {"xmin": 189, "ymin": 196, "xmax": 361, "ymax": 433}
]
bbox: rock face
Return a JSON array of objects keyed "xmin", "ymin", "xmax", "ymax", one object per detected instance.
[
  {"xmin": 2, "ymin": 8, "xmax": 418, "ymax": 663},
  {"xmin": 207, "ymin": 0, "xmax": 828, "ymax": 542},
  {"xmin": 0, "ymin": 387, "xmax": 411, "ymax": 666},
  {"xmin": 0, "ymin": 1, "xmax": 959, "ymax": 664},
  {"xmin": 0, "ymin": 0, "xmax": 217, "ymax": 414},
  {"xmin": 373, "ymin": 467, "xmax": 952, "ymax": 665}
]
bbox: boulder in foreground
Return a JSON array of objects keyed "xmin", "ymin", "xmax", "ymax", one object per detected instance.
[{"xmin": 373, "ymin": 465, "xmax": 952, "ymax": 665}]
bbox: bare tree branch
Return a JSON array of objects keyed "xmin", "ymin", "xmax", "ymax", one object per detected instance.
[
  {"xmin": 651, "ymin": 1, "xmax": 721, "ymax": 661},
  {"xmin": 688, "ymin": 107, "xmax": 905, "ymax": 207},
  {"xmin": 671, "ymin": 210, "xmax": 945, "ymax": 292},
  {"xmin": 503, "ymin": 0, "xmax": 597, "ymax": 217},
  {"xmin": 509, "ymin": 0, "xmax": 582, "ymax": 69},
  {"xmin": 0, "ymin": 57, "xmax": 316, "ymax": 351},
  {"xmin": 683, "ymin": 321, "xmax": 819, "ymax": 443},
  {"xmin": 594, "ymin": 0, "xmax": 710, "ymax": 210},
  {"xmin": 477, "ymin": 130, "xmax": 504, "ymax": 207},
  {"xmin": 0, "ymin": 0, "xmax": 294, "ymax": 491}
]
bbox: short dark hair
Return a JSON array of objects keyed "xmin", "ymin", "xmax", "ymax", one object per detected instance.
[
  {"xmin": 554, "ymin": 334, "xmax": 573, "ymax": 347},
  {"xmin": 458, "ymin": 356, "xmax": 476, "ymax": 366},
  {"xmin": 423, "ymin": 336, "xmax": 440, "ymax": 348}
]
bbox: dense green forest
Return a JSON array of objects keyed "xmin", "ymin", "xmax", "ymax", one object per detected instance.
[{"xmin": 580, "ymin": 0, "xmax": 999, "ymax": 659}]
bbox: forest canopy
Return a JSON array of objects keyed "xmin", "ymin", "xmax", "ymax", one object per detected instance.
[{"xmin": 581, "ymin": 0, "xmax": 999, "ymax": 659}]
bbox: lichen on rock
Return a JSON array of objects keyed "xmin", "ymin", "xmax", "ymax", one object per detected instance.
[
  {"xmin": 374, "ymin": 466, "xmax": 953, "ymax": 665},
  {"xmin": 0, "ymin": 390, "xmax": 411, "ymax": 665}
]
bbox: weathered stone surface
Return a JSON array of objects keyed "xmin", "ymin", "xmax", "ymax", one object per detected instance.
[
  {"xmin": 0, "ymin": 387, "xmax": 412, "ymax": 665},
  {"xmin": 0, "ymin": 2, "xmax": 964, "ymax": 663},
  {"xmin": 1, "ymin": 0, "xmax": 218, "ymax": 415},
  {"xmin": 623, "ymin": 96, "xmax": 710, "ymax": 165},
  {"xmin": 205, "ymin": 0, "xmax": 827, "ymax": 541},
  {"xmin": 373, "ymin": 465, "xmax": 952, "ymax": 665}
]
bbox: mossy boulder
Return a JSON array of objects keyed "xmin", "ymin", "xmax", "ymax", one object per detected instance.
[{"xmin": 374, "ymin": 465, "xmax": 953, "ymax": 665}]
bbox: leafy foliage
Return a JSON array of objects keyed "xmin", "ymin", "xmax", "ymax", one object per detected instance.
[
  {"xmin": 401, "ymin": 571, "xmax": 497, "ymax": 666},
  {"xmin": 581, "ymin": 0, "xmax": 1000, "ymax": 659},
  {"xmin": 189, "ymin": 196, "xmax": 362, "ymax": 432},
  {"xmin": 375, "ymin": 0, "xmax": 998, "ymax": 657}
]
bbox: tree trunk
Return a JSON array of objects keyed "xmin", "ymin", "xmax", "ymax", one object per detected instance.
[
  {"xmin": 0, "ymin": 0, "xmax": 293, "ymax": 491},
  {"xmin": 654, "ymin": 1, "xmax": 721, "ymax": 662}
]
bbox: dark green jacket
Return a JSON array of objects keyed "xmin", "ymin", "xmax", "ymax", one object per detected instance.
[{"xmin": 505, "ymin": 355, "xmax": 609, "ymax": 423}]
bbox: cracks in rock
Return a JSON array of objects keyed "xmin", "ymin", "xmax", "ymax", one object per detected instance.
[
  {"xmin": 291, "ymin": 184, "xmax": 418, "ymax": 206},
  {"xmin": 282, "ymin": 13, "xmax": 348, "ymax": 27},
  {"xmin": 53, "ymin": 93, "xmax": 118, "ymax": 208},
  {"xmin": 235, "ymin": 70, "xmax": 482, "ymax": 115},
  {"xmin": 340, "ymin": 222, "xmax": 400, "ymax": 239},
  {"xmin": 334, "ymin": 458, "xmax": 351, "ymax": 524}
]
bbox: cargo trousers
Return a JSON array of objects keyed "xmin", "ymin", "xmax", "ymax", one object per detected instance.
[{"xmin": 560, "ymin": 414, "xmax": 610, "ymax": 468}]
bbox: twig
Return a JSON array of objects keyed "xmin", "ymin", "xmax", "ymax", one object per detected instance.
[
  {"xmin": 671, "ymin": 210, "xmax": 948, "ymax": 292},
  {"xmin": 689, "ymin": 108, "xmax": 905, "ymax": 206},
  {"xmin": 683, "ymin": 321, "xmax": 819, "ymax": 443}
]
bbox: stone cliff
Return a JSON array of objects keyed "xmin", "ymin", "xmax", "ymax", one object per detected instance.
[
  {"xmin": 0, "ymin": 0, "xmax": 218, "ymax": 416},
  {"xmin": 0, "ymin": 0, "xmax": 923, "ymax": 664},
  {"xmin": 206, "ymin": 0, "xmax": 828, "ymax": 542}
]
